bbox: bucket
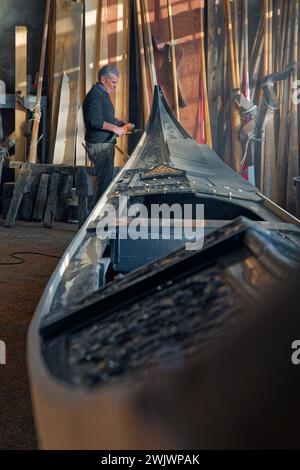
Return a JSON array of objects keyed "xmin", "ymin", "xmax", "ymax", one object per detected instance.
[{"xmin": 293, "ymin": 177, "xmax": 300, "ymax": 219}]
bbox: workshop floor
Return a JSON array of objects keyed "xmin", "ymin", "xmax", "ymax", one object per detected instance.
[{"xmin": 0, "ymin": 219, "xmax": 77, "ymax": 449}]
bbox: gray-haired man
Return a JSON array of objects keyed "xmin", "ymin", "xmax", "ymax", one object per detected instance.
[{"xmin": 82, "ymin": 64, "xmax": 133, "ymax": 205}]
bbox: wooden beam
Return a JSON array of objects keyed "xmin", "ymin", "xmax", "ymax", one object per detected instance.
[
  {"xmin": 29, "ymin": 0, "xmax": 51, "ymax": 164},
  {"xmin": 44, "ymin": 172, "xmax": 61, "ymax": 228},
  {"xmin": 166, "ymin": 0, "xmax": 180, "ymax": 121},
  {"xmin": 76, "ymin": 0, "xmax": 87, "ymax": 167},
  {"xmin": 141, "ymin": 0, "xmax": 157, "ymax": 94},
  {"xmin": 224, "ymin": 0, "xmax": 241, "ymax": 172},
  {"xmin": 98, "ymin": 0, "xmax": 108, "ymax": 69},
  {"xmin": 50, "ymin": 0, "xmax": 83, "ymax": 164},
  {"xmin": 9, "ymin": 161, "xmax": 93, "ymax": 173},
  {"xmin": 53, "ymin": 73, "xmax": 70, "ymax": 165},
  {"xmin": 85, "ymin": 0, "xmax": 99, "ymax": 93},
  {"xmin": 277, "ymin": 1, "xmax": 292, "ymax": 206},
  {"xmin": 115, "ymin": 0, "xmax": 130, "ymax": 167},
  {"xmin": 233, "ymin": 0, "xmax": 240, "ymax": 89},
  {"xmin": 76, "ymin": 106, "xmax": 87, "ymax": 166},
  {"xmin": 33, "ymin": 173, "xmax": 50, "ymax": 221},
  {"xmin": 286, "ymin": 0, "xmax": 299, "ymax": 214},
  {"xmin": 15, "ymin": 26, "xmax": 27, "ymax": 162},
  {"xmin": 76, "ymin": 167, "xmax": 89, "ymax": 227},
  {"xmin": 207, "ymin": 0, "xmax": 225, "ymax": 154},
  {"xmin": 0, "ymin": 151, "xmax": 5, "ymax": 186},
  {"xmin": 200, "ymin": 0, "xmax": 212, "ymax": 147},
  {"xmin": 135, "ymin": 0, "xmax": 150, "ymax": 124},
  {"xmin": 4, "ymin": 163, "xmax": 32, "ymax": 228}
]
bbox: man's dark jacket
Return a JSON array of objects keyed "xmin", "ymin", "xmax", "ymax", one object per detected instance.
[{"xmin": 83, "ymin": 84, "xmax": 121, "ymax": 144}]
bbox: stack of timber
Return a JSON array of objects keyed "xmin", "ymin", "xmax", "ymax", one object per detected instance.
[{"xmin": 2, "ymin": 162, "xmax": 94, "ymax": 228}]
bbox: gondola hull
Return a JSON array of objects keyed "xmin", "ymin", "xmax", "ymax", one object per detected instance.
[{"xmin": 28, "ymin": 86, "xmax": 300, "ymax": 449}]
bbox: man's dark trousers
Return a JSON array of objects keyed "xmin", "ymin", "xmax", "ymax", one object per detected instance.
[{"xmin": 85, "ymin": 142, "xmax": 115, "ymax": 206}]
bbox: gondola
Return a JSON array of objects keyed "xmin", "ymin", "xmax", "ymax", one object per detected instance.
[{"xmin": 28, "ymin": 86, "xmax": 300, "ymax": 449}]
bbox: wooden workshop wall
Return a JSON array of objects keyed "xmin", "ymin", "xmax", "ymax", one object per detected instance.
[{"xmin": 148, "ymin": 0, "xmax": 201, "ymax": 142}]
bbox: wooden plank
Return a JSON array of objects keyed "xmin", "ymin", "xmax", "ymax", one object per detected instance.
[
  {"xmin": 98, "ymin": 0, "xmax": 108, "ymax": 69},
  {"xmin": 200, "ymin": 0, "xmax": 212, "ymax": 147},
  {"xmin": 0, "ymin": 80, "xmax": 5, "ymax": 141},
  {"xmin": 55, "ymin": 173, "xmax": 73, "ymax": 221},
  {"xmin": 0, "ymin": 151, "xmax": 5, "ymax": 186},
  {"xmin": 85, "ymin": 0, "xmax": 99, "ymax": 93},
  {"xmin": 19, "ymin": 173, "xmax": 41, "ymax": 221},
  {"xmin": 9, "ymin": 161, "xmax": 92, "ymax": 174},
  {"xmin": 15, "ymin": 26, "xmax": 27, "ymax": 162},
  {"xmin": 262, "ymin": 0, "xmax": 278, "ymax": 201},
  {"xmin": 263, "ymin": 113, "xmax": 278, "ymax": 201},
  {"xmin": 78, "ymin": 0, "xmax": 86, "ymax": 104},
  {"xmin": 53, "ymin": 73, "xmax": 70, "ymax": 164},
  {"xmin": 29, "ymin": 0, "xmax": 51, "ymax": 164},
  {"xmin": 75, "ymin": 105, "xmax": 87, "ymax": 166},
  {"xmin": 286, "ymin": 0, "xmax": 299, "ymax": 214},
  {"xmin": 44, "ymin": 172, "xmax": 61, "ymax": 228},
  {"xmin": 277, "ymin": 1, "xmax": 292, "ymax": 207},
  {"xmin": 233, "ymin": 0, "xmax": 240, "ymax": 88},
  {"xmin": 166, "ymin": 0, "xmax": 180, "ymax": 121},
  {"xmin": 224, "ymin": 0, "xmax": 242, "ymax": 172},
  {"xmin": 62, "ymin": 1, "xmax": 83, "ymax": 166},
  {"xmin": 4, "ymin": 163, "xmax": 32, "ymax": 227},
  {"xmin": 50, "ymin": 0, "xmax": 83, "ymax": 164},
  {"xmin": 135, "ymin": 0, "xmax": 150, "ymax": 125},
  {"xmin": 207, "ymin": 0, "xmax": 225, "ymax": 153},
  {"xmin": 33, "ymin": 173, "xmax": 50, "ymax": 221},
  {"xmin": 115, "ymin": 0, "xmax": 130, "ymax": 167},
  {"xmin": 141, "ymin": 0, "xmax": 157, "ymax": 93},
  {"xmin": 76, "ymin": 167, "xmax": 89, "ymax": 228}
]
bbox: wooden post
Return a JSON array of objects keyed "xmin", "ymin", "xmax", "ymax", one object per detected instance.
[
  {"xmin": 4, "ymin": 163, "xmax": 32, "ymax": 228},
  {"xmin": 98, "ymin": 0, "xmax": 108, "ymax": 69},
  {"xmin": 166, "ymin": 0, "xmax": 180, "ymax": 121},
  {"xmin": 28, "ymin": 0, "xmax": 51, "ymax": 164},
  {"xmin": 33, "ymin": 173, "xmax": 50, "ymax": 221},
  {"xmin": 286, "ymin": 0, "xmax": 299, "ymax": 213},
  {"xmin": 243, "ymin": 0, "xmax": 250, "ymax": 100},
  {"xmin": 135, "ymin": 0, "xmax": 150, "ymax": 124},
  {"xmin": 263, "ymin": 0, "xmax": 278, "ymax": 202},
  {"xmin": 141, "ymin": 0, "xmax": 157, "ymax": 94},
  {"xmin": 76, "ymin": 167, "xmax": 89, "ymax": 228},
  {"xmin": 53, "ymin": 73, "xmax": 70, "ymax": 164},
  {"xmin": 233, "ymin": 0, "xmax": 240, "ymax": 89},
  {"xmin": 115, "ymin": 0, "xmax": 130, "ymax": 167},
  {"xmin": 277, "ymin": 1, "xmax": 292, "ymax": 207},
  {"xmin": 224, "ymin": 0, "xmax": 241, "ymax": 173},
  {"xmin": 200, "ymin": 0, "xmax": 212, "ymax": 147},
  {"xmin": 0, "ymin": 150, "xmax": 5, "ymax": 186},
  {"xmin": 260, "ymin": 0, "xmax": 269, "ymax": 192},
  {"xmin": 44, "ymin": 172, "xmax": 61, "ymax": 228},
  {"xmin": 84, "ymin": 0, "xmax": 99, "ymax": 91},
  {"xmin": 15, "ymin": 26, "xmax": 27, "ymax": 162}
]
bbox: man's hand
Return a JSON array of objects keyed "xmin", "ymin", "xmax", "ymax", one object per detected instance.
[
  {"xmin": 114, "ymin": 126, "xmax": 125, "ymax": 136},
  {"xmin": 122, "ymin": 123, "xmax": 135, "ymax": 134}
]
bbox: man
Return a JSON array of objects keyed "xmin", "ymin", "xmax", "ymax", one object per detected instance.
[{"xmin": 82, "ymin": 64, "xmax": 133, "ymax": 205}]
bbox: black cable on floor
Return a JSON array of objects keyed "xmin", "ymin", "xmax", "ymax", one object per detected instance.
[{"xmin": 0, "ymin": 251, "xmax": 61, "ymax": 266}]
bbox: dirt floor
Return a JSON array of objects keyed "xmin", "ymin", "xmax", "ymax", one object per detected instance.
[{"xmin": 0, "ymin": 219, "xmax": 77, "ymax": 449}]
